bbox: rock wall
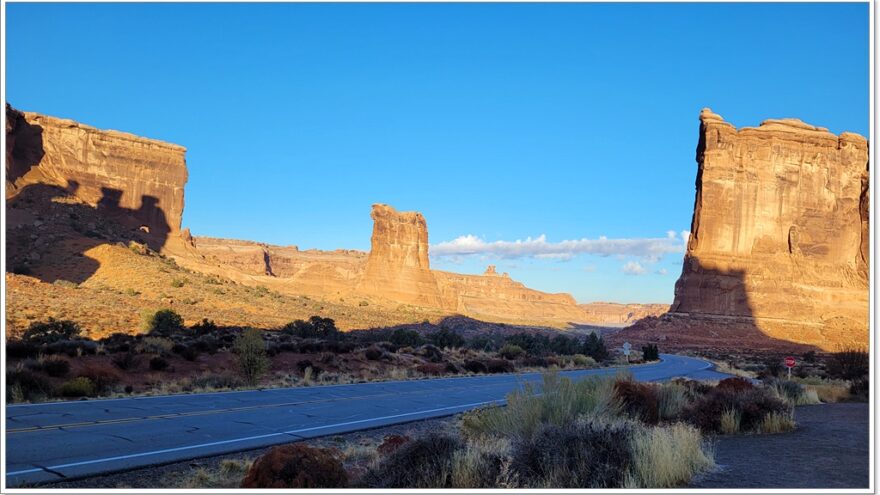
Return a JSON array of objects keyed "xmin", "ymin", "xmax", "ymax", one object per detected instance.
[
  {"xmin": 579, "ymin": 302, "xmax": 668, "ymax": 325},
  {"xmin": 670, "ymin": 108, "xmax": 869, "ymax": 348}
]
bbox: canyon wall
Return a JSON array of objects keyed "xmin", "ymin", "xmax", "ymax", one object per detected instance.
[
  {"xmin": 579, "ymin": 302, "xmax": 668, "ymax": 325},
  {"xmin": 5, "ymin": 105, "xmax": 188, "ymax": 244},
  {"xmin": 669, "ymin": 108, "xmax": 869, "ymax": 348}
]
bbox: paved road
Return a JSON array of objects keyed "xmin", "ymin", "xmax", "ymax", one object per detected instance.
[{"xmin": 6, "ymin": 353, "xmax": 727, "ymax": 486}]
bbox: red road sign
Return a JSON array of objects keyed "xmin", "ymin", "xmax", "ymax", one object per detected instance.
[{"xmin": 784, "ymin": 356, "xmax": 796, "ymax": 368}]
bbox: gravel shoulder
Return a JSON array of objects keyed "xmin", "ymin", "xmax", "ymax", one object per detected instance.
[{"xmin": 692, "ymin": 403, "xmax": 870, "ymax": 489}]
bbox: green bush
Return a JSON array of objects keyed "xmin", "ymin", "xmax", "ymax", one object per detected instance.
[
  {"xmin": 22, "ymin": 318, "xmax": 82, "ymax": 344},
  {"xmin": 170, "ymin": 277, "xmax": 187, "ymax": 288},
  {"xmin": 60, "ymin": 377, "xmax": 96, "ymax": 397},
  {"xmin": 390, "ymin": 328, "xmax": 425, "ymax": 347},
  {"xmin": 429, "ymin": 328, "xmax": 465, "ymax": 349},
  {"xmin": 499, "ymin": 343, "xmax": 525, "ymax": 360},
  {"xmin": 234, "ymin": 328, "xmax": 270, "ymax": 386},
  {"xmin": 281, "ymin": 316, "xmax": 340, "ymax": 340},
  {"xmin": 641, "ymin": 344, "xmax": 660, "ymax": 361},
  {"xmin": 142, "ymin": 309, "xmax": 185, "ymax": 337},
  {"xmin": 572, "ymin": 354, "xmax": 596, "ymax": 367}
]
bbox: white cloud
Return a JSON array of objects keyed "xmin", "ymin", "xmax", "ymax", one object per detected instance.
[
  {"xmin": 622, "ymin": 261, "xmax": 648, "ymax": 275},
  {"xmin": 656, "ymin": 268, "xmax": 669, "ymax": 275},
  {"xmin": 430, "ymin": 232, "xmax": 687, "ymax": 261}
]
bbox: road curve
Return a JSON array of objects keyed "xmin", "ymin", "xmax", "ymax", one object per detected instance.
[{"xmin": 6, "ymin": 353, "xmax": 729, "ymax": 486}]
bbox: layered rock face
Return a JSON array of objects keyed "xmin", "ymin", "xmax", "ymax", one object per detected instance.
[
  {"xmin": 579, "ymin": 303, "xmax": 668, "ymax": 325},
  {"xmin": 357, "ymin": 204, "xmax": 443, "ymax": 308},
  {"xmin": 670, "ymin": 108, "xmax": 869, "ymax": 349},
  {"xmin": 5, "ymin": 105, "xmax": 188, "ymax": 244}
]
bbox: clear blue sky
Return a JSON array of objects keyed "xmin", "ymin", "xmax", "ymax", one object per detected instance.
[{"xmin": 6, "ymin": 3, "xmax": 869, "ymax": 304}]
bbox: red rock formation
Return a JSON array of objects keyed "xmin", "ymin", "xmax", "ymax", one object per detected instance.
[
  {"xmin": 5, "ymin": 106, "xmax": 188, "ymax": 241},
  {"xmin": 669, "ymin": 108, "xmax": 869, "ymax": 349},
  {"xmin": 356, "ymin": 204, "xmax": 443, "ymax": 308}
]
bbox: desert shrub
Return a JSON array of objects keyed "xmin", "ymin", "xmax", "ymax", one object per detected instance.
[
  {"xmin": 802, "ymin": 350, "xmax": 817, "ymax": 363},
  {"xmin": 46, "ymin": 339, "xmax": 98, "ymax": 357},
  {"xmin": 281, "ymin": 316, "xmax": 340, "ymax": 340},
  {"xmin": 22, "ymin": 318, "xmax": 82, "ymax": 344},
  {"xmin": 234, "ymin": 328, "xmax": 270, "ymax": 386},
  {"xmin": 672, "ymin": 378, "xmax": 713, "ymax": 401},
  {"xmin": 550, "ymin": 335, "xmax": 581, "ymax": 356},
  {"xmin": 827, "ymin": 347, "xmax": 869, "ymax": 381},
  {"xmin": 429, "ymin": 328, "xmax": 465, "ymax": 349},
  {"xmin": 191, "ymin": 318, "xmax": 218, "ymax": 334},
  {"xmin": 766, "ymin": 378, "xmax": 818, "ymax": 406},
  {"xmin": 7, "ymin": 368, "xmax": 54, "ymax": 402},
  {"xmin": 241, "ymin": 444, "xmax": 347, "ymax": 488},
  {"xmin": 416, "ymin": 363, "xmax": 447, "ymax": 376},
  {"xmin": 173, "ymin": 344, "xmax": 200, "ymax": 361},
  {"xmin": 364, "ymin": 346, "xmax": 387, "ymax": 361},
  {"xmin": 170, "ymin": 277, "xmax": 186, "ymax": 288},
  {"xmin": 463, "ymin": 360, "xmax": 488, "ymax": 374},
  {"xmin": 78, "ymin": 363, "xmax": 122, "ymax": 394},
  {"xmin": 521, "ymin": 356, "xmax": 549, "ymax": 368},
  {"xmin": 389, "ymin": 329, "xmax": 424, "ymax": 347},
  {"xmin": 143, "ymin": 309, "xmax": 185, "ymax": 337},
  {"xmin": 581, "ymin": 332, "xmax": 609, "ymax": 361},
  {"xmin": 7, "ymin": 340, "xmax": 40, "ymax": 359},
  {"xmin": 762, "ymin": 358, "xmax": 784, "ymax": 378},
  {"xmin": 462, "ymin": 374, "xmax": 620, "ymax": 439},
  {"xmin": 805, "ymin": 382, "xmax": 851, "ymax": 403},
  {"xmin": 719, "ymin": 409, "xmax": 741, "ymax": 434},
  {"xmin": 149, "ymin": 356, "xmax": 170, "ymax": 371},
  {"xmin": 192, "ymin": 337, "xmax": 219, "ymax": 354},
  {"xmin": 358, "ymin": 434, "xmax": 462, "ymax": 488},
  {"xmin": 849, "ymin": 377, "xmax": 869, "ymax": 399},
  {"xmin": 499, "ymin": 343, "xmax": 525, "ymax": 360},
  {"xmin": 504, "ymin": 333, "xmax": 550, "ymax": 356},
  {"xmin": 511, "ymin": 419, "xmax": 633, "ymax": 488},
  {"xmin": 486, "ymin": 358, "xmax": 515, "ymax": 374},
  {"xmin": 572, "ymin": 354, "xmax": 596, "ymax": 367},
  {"xmin": 614, "ymin": 379, "xmax": 660, "ymax": 425},
  {"xmin": 60, "ymin": 377, "xmax": 96, "ymax": 397},
  {"xmin": 467, "ymin": 335, "xmax": 501, "ymax": 352},
  {"xmin": 756, "ymin": 411, "xmax": 796, "ymax": 434},
  {"xmin": 190, "ymin": 373, "xmax": 243, "ymax": 390},
  {"xmin": 377, "ymin": 434, "xmax": 411, "ymax": 456},
  {"xmin": 641, "ymin": 344, "xmax": 660, "ymax": 361},
  {"xmin": 657, "ymin": 382, "xmax": 689, "ymax": 421},
  {"xmin": 40, "ymin": 356, "xmax": 71, "ymax": 377},
  {"xmin": 418, "ymin": 344, "xmax": 443, "ymax": 362},
  {"xmin": 626, "ymin": 423, "xmax": 714, "ymax": 488},
  {"xmin": 450, "ymin": 439, "xmax": 508, "ymax": 488},
  {"xmin": 682, "ymin": 387, "xmax": 789, "ymax": 434},
  {"xmin": 141, "ymin": 336, "xmax": 174, "ymax": 355},
  {"xmin": 112, "ymin": 352, "xmax": 141, "ymax": 371},
  {"xmin": 716, "ymin": 377, "xmax": 754, "ymax": 391}
]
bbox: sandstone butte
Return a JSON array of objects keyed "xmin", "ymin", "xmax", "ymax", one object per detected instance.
[
  {"xmin": 5, "ymin": 104, "xmax": 870, "ymax": 349},
  {"xmin": 616, "ymin": 108, "xmax": 869, "ymax": 351}
]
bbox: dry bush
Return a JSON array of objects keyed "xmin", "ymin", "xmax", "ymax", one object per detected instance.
[
  {"xmin": 486, "ymin": 358, "xmax": 515, "ymax": 374},
  {"xmin": 510, "ymin": 418, "xmax": 633, "ymax": 488},
  {"xmin": 716, "ymin": 377, "xmax": 754, "ymax": 391},
  {"xmin": 78, "ymin": 362, "xmax": 122, "ymax": 394},
  {"xmin": 39, "ymin": 356, "xmax": 71, "ymax": 377},
  {"xmin": 657, "ymin": 382, "xmax": 689, "ymax": 421},
  {"xmin": 376, "ymin": 434, "xmax": 411, "ymax": 456},
  {"xmin": 681, "ymin": 387, "xmax": 790, "ymax": 434},
  {"xmin": 450, "ymin": 438, "xmax": 510, "ymax": 488},
  {"xmin": 719, "ymin": 409, "xmax": 741, "ymax": 434},
  {"xmin": 626, "ymin": 422, "xmax": 714, "ymax": 488},
  {"xmin": 7, "ymin": 367, "xmax": 54, "ymax": 402},
  {"xmin": 806, "ymin": 383, "xmax": 851, "ymax": 403},
  {"xmin": 240, "ymin": 444, "xmax": 347, "ymax": 488},
  {"xmin": 60, "ymin": 377, "xmax": 96, "ymax": 397},
  {"xmin": 357, "ymin": 434, "xmax": 462, "ymax": 488},
  {"xmin": 181, "ymin": 459, "xmax": 252, "ymax": 488},
  {"xmin": 234, "ymin": 328, "xmax": 269, "ymax": 386},
  {"xmin": 614, "ymin": 379, "xmax": 660, "ymax": 424}
]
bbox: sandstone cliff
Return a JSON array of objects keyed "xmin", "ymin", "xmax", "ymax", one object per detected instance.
[
  {"xmin": 668, "ymin": 108, "xmax": 869, "ymax": 349},
  {"xmin": 579, "ymin": 302, "xmax": 668, "ymax": 325},
  {"xmin": 6, "ymin": 104, "xmax": 188, "ymax": 242}
]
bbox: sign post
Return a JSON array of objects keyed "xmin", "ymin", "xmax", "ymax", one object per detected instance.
[
  {"xmin": 622, "ymin": 342, "xmax": 632, "ymax": 363},
  {"xmin": 784, "ymin": 356, "xmax": 796, "ymax": 379}
]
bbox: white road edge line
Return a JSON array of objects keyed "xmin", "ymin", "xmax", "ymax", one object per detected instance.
[{"xmin": 6, "ymin": 399, "xmax": 504, "ymax": 477}]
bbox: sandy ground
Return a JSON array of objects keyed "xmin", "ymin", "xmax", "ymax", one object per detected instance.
[{"xmin": 692, "ymin": 403, "xmax": 869, "ymax": 489}]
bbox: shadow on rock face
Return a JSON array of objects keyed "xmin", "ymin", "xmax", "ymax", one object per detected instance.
[
  {"xmin": 6, "ymin": 181, "xmax": 172, "ymax": 284},
  {"xmin": 610, "ymin": 256, "xmax": 822, "ymax": 354}
]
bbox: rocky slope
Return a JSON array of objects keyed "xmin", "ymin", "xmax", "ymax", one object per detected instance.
[{"xmin": 578, "ymin": 303, "xmax": 668, "ymax": 325}]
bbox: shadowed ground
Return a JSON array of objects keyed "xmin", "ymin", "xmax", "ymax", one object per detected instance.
[{"xmin": 691, "ymin": 403, "xmax": 869, "ymax": 489}]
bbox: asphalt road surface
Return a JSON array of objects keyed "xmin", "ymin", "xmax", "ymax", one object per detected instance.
[{"xmin": 6, "ymin": 353, "xmax": 728, "ymax": 486}]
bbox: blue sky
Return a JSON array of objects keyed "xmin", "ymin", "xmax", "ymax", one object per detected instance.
[{"xmin": 6, "ymin": 3, "xmax": 869, "ymax": 303}]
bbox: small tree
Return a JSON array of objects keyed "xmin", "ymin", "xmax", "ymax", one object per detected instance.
[
  {"xmin": 827, "ymin": 347, "xmax": 869, "ymax": 381},
  {"xmin": 234, "ymin": 328, "xmax": 270, "ymax": 386},
  {"xmin": 23, "ymin": 318, "xmax": 82, "ymax": 344},
  {"xmin": 143, "ymin": 309, "xmax": 185, "ymax": 337},
  {"xmin": 390, "ymin": 328, "xmax": 425, "ymax": 347},
  {"xmin": 641, "ymin": 343, "xmax": 660, "ymax": 361},
  {"xmin": 309, "ymin": 316, "xmax": 339, "ymax": 340},
  {"xmin": 581, "ymin": 332, "xmax": 609, "ymax": 361},
  {"xmin": 429, "ymin": 328, "xmax": 465, "ymax": 349}
]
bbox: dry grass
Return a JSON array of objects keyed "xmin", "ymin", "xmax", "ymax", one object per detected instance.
[
  {"xmin": 450, "ymin": 438, "xmax": 510, "ymax": 488},
  {"xmin": 719, "ymin": 409, "xmax": 741, "ymax": 435},
  {"xmin": 657, "ymin": 382, "xmax": 688, "ymax": 420},
  {"xmin": 806, "ymin": 383, "xmax": 851, "ymax": 403},
  {"xmin": 756, "ymin": 411, "xmax": 796, "ymax": 434},
  {"xmin": 707, "ymin": 359, "xmax": 756, "ymax": 379},
  {"xmin": 179, "ymin": 459, "xmax": 252, "ymax": 488},
  {"xmin": 626, "ymin": 422, "xmax": 715, "ymax": 488}
]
